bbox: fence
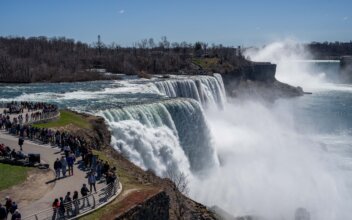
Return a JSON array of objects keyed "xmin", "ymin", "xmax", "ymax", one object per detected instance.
[
  {"xmin": 29, "ymin": 110, "xmax": 60, "ymax": 124},
  {"xmin": 22, "ymin": 181, "xmax": 119, "ymax": 220}
]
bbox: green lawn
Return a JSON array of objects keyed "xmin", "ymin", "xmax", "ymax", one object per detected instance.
[
  {"xmin": 192, "ymin": 57, "xmax": 220, "ymax": 69},
  {"xmin": 34, "ymin": 110, "xmax": 91, "ymax": 129},
  {"xmin": 0, "ymin": 163, "xmax": 31, "ymax": 191}
]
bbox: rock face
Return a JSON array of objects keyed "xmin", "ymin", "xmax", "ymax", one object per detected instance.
[
  {"xmin": 115, "ymin": 190, "xmax": 170, "ymax": 220},
  {"xmin": 221, "ymin": 62, "xmax": 303, "ymax": 100}
]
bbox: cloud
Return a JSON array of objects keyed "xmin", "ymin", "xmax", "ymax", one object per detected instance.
[{"xmin": 119, "ymin": 9, "xmax": 125, "ymax": 14}]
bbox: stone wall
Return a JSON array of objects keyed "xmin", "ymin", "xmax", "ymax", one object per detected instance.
[{"xmin": 115, "ymin": 190, "xmax": 170, "ymax": 220}]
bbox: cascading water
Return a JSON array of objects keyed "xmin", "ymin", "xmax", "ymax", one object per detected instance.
[
  {"xmin": 3, "ymin": 62, "xmax": 351, "ymax": 219},
  {"xmin": 100, "ymin": 98, "xmax": 219, "ymax": 176},
  {"xmin": 152, "ymin": 74, "xmax": 226, "ymax": 109}
]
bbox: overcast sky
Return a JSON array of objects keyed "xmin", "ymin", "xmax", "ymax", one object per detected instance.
[{"xmin": 0, "ymin": 0, "xmax": 351, "ymax": 46}]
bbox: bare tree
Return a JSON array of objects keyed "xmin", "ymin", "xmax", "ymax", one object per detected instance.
[{"xmin": 166, "ymin": 170, "xmax": 189, "ymax": 220}]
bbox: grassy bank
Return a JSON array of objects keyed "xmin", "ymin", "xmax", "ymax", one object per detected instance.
[
  {"xmin": 0, "ymin": 163, "xmax": 31, "ymax": 191},
  {"xmin": 34, "ymin": 110, "xmax": 91, "ymax": 129}
]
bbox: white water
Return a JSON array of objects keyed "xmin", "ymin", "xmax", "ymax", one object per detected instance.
[
  {"xmin": 244, "ymin": 40, "xmax": 330, "ymax": 91},
  {"xmin": 100, "ymin": 98, "xmax": 219, "ymax": 176},
  {"xmin": 192, "ymin": 99, "xmax": 352, "ymax": 219},
  {"xmin": 153, "ymin": 74, "xmax": 226, "ymax": 109},
  {"xmin": 188, "ymin": 41, "xmax": 352, "ymax": 219}
]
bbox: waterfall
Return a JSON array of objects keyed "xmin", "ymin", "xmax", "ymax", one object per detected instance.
[
  {"xmin": 100, "ymin": 98, "xmax": 218, "ymax": 176},
  {"xmin": 153, "ymin": 74, "xmax": 226, "ymax": 108}
]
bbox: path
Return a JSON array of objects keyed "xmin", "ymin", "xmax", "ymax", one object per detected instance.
[{"xmin": 0, "ymin": 131, "xmax": 106, "ymax": 217}]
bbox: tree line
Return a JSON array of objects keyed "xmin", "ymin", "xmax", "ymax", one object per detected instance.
[
  {"xmin": 0, "ymin": 36, "xmax": 247, "ymax": 83},
  {"xmin": 307, "ymin": 41, "xmax": 352, "ymax": 59}
]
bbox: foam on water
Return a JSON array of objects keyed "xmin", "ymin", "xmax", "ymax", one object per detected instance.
[{"xmin": 100, "ymin": 98, "xmax": 219, "ymax": 175}]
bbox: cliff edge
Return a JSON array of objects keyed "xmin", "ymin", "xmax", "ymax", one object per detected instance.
[{"xmin": 220, "ymin": 62, "xmax": 304, "ymax": 100}]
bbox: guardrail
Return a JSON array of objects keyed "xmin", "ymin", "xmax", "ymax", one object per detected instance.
[
  {"xmin": 29, "ymin": 110, "xmax": 60, "ymax": 124},
  {"xmin": 22, "ymin": 181, "xmax": 120, "ymax": 220}
]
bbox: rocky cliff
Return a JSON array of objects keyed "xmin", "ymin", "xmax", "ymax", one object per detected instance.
[
  {"xmin": 220, "ymin": 62, "xmax": 303, "ymax": 100},
  {"xmin": 115, "ymin": 190, "xmax": 170, "ymax": 220}
]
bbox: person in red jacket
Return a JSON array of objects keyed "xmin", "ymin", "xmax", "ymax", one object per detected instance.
[{"xmin": 52, "ymin": 198, "xmax": 60, "ymax": 220}]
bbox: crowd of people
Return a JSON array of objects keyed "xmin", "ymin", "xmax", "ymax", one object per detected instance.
[
  {"xmin": 3, "ymin": 101, "xmax": 58, "ymax": 114},
  {"xmin": 0, "ymin": 143, "xmax": 27, "ymax": 161},
  {"xmin": 51, "ymin": 153, "xmax": 118, "ymax": 219},
  {"xmin": 0, "ymin": 101, "xmax": 58, "ymax": 129},
  {"xmin": 0, "ymin": 196, "xmax": 21, "ymax": 220},
  {"xmin": 0, "ymin": 102, "xmax": 119, "ymax": 219}
]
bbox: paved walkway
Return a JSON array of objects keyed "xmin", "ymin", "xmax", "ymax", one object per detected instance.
[{"xmin": 0, "ymin": 131, "xmax": 106, "ymax": 217}]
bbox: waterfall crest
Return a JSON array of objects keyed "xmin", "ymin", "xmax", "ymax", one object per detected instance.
[{"xmin": 153, "ymin": 74, "xmax": 226, "ymax": 108}]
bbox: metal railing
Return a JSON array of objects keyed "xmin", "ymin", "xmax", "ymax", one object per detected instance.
[
  {"xmin": 28, "ymin": 110, "xmax": 60, "ymax": 124},
  {"xmin": 23, "ymin": 181, "xmax": 119, "ymax": 220}
]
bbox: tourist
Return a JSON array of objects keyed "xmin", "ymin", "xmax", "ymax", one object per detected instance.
[
  {"xmin": 96, "ymin": 160, "xmax": 102, "ymax": 180},
  {"xmin": 16, "ymin": 150, "xmax": 26, "ymax": 160},
  {"xmin": 88, "ymin": 172, "xmax": 97, "ymax": 193},
  {"xmin": 18, "ymin": 136, "xmax": 24, "ymax": 151},
  {"xmin": 80, "ymin": 184, "xmax": 90, "ymax": 207},
  {"xmin": 54, "ymin": 158, "xmax": 62, "ymax": 179},
  {"xmin": 72, "ymin": 191, "xmax": 79, "ymax": 216},
  {"xmin": 10, "ymin": 209, "xmax": 20, "ymax": 220},
  {"xmin": 60, "ymin": 156, "xmax": 68, "ymax": 177},
  {"xmin": 102, "ymin": 161, "xmax": 110, "ymax": 176},
  {"xmin": 10, "ymin": 149, "xmax": 17, "ymax": 160},
  {"xmin": 58, "ymin": 197, "xmax": 65, "ymax": 219},
  {"xmin": 5, "ymin": 196, "xmax": 12, "ymax": 216},
  {"xmin": 63, "ymin": 145, "xmax": 71, "ymax": 158},
  {"xmin": 66, "ymin": 152, "xmax": 75, "ymax": 176},
  {"xmin": 52, "ymin": 198, "xmax": 60, "ymax": 220},
  {"xmin": 9, "ymin": 201, "xmax": 17, "ymax": 215},
  {"xmin": 106, "ymin": 171, "xmax": 117, "ymax": 185},
  {"xmin": 64, "ymin": 192, "xmax": 73, "ymax": 217},
  {"xmin": 0, "ymin": 203, "xmax": 7, "ymax": 220}
]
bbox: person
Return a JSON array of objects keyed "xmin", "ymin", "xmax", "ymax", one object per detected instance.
[
  {"xmin": 63, "ymin": 145, "xmax": 71, "ymax": 158},
  {"xmin": 0, "ymin": 203, "xmax": 7, "ymax": 220},
  {"xmin": 72, "ymin": 191, "xmax": 79, "ymax": 216},
  {"xmin": 96, "ymin": 160, "xmax": 102, "ymax": 180},
  {"xmin": 9, "ymin": 202, "xmax": 17, "ymax": 215},
  {"xmin": 52, "ymin": 198, "xmax": 60, "ymax": 220},
  {"xmin": 18, "ymin": 136, "xmax": 24, "ymax": 151},
  {"xmin": 60, "ymin": 156, "xmax": 67, "ymax": 177},
  {"xmin": 5, "ymin": 196, "xmax": 12, "ymax": 217},
  {"xmin": 102, "ymin": 161, "xmax": 110, "ymax": 176},
  {"xmin": 80, "ymin": 184, "xmax": 90, "ymax": 207},
  {"xmin": 66, "ymin": 152, "xmax": 75, "ymax": 176},
  {"xmin": 10, "ymin": 149, "xmax": 17, "ymax": 160},
  {"xmin": 10, "ymin": 209, "xmax": 20, "ymax": 220},
  {"xmin": 54, "ymin": 158, "xmax": 62, "ymax": 179},
  {"xmin": 64, "ymin": 192, "xmax": 73, "ymax": 217},
  {"xmin": 88, "ymin": 172, "xmax": 97, "ymax": 193},
  {"xmin": 58, "ymin": 197, "xmax": 65, "ymax": 219}
]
